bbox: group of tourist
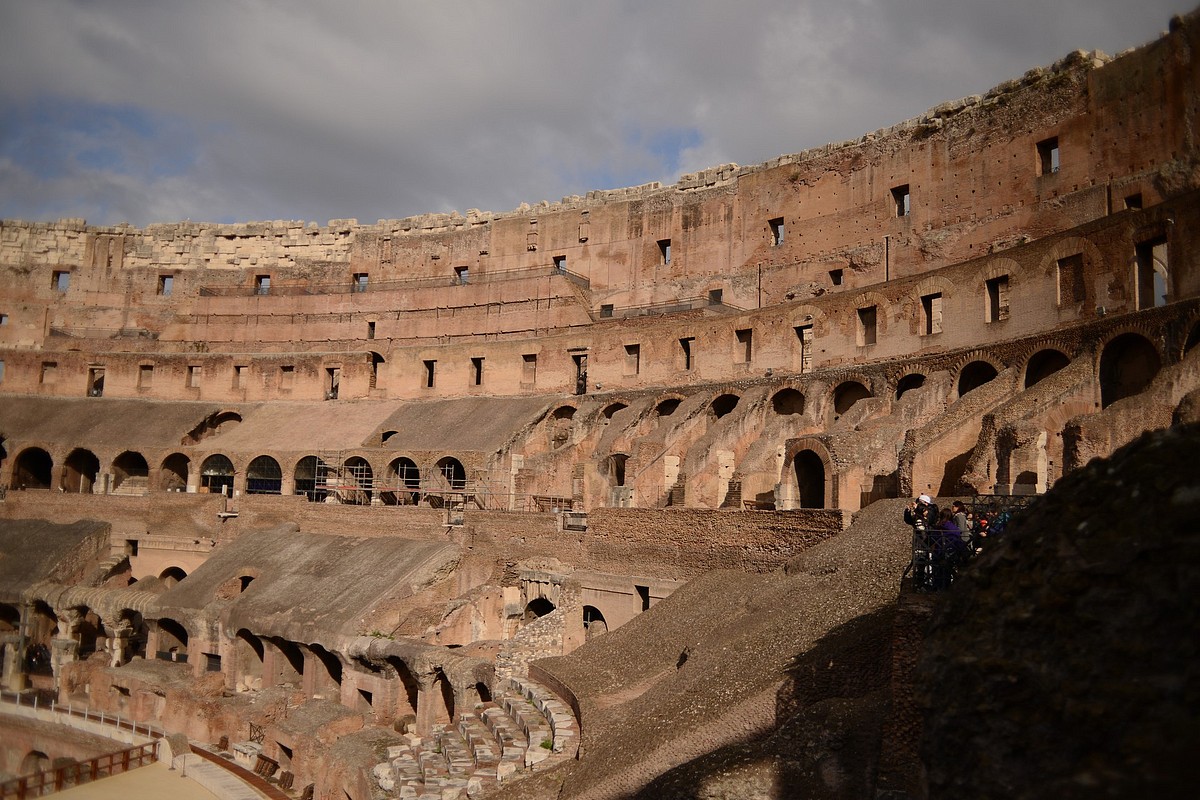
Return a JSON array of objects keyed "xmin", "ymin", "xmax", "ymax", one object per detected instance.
[{"xmin": 903, "ymin": 495, "xmax": 1012, "ymax": 592}]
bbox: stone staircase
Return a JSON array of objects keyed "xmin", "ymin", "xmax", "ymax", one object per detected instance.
[
  {"xmin": 111, "ymin": 475, "xmax": 149, "ymax": 495},
  {"xmin": 372, "ymin": 676, "xmax": 579, "ymax": 798}
]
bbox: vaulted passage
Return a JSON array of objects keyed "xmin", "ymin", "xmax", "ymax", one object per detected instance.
[
  {"xmin": 1024, "ymin": 349, "xmax": 1070, "ymax": 389},
  {"xmin": 246, "ymin": 455, "xmax": 283, "ymax": 494},
  {"xmin": 62, "ymin": 448, "xmax": 99, "ymax": 493},
  {"xmin": 11, "ymin": 448, "xmax": 52, "ymax": 490},
  {"xmin": 958, "ymin": 361, "xmax": 999, "ymax": 396}
]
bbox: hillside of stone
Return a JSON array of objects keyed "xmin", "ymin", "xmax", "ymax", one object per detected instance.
[
  {"xmin": 917, "ymin": 423, "xmax": 1200, "ymax": 799},
  {"xmin": 520, "ymin": 498, "xmax": 914, "ymax": 800}
]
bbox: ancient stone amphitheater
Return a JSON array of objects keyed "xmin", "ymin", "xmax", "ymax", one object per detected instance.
[{"xmin": 1, "ymin": 11, "xmax": 1198, "ymax": 800}]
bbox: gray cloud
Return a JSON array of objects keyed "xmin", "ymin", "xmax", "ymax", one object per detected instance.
[{"xmin": 0, "ymin": 0, "xmax": 1187, "ymax": 226}]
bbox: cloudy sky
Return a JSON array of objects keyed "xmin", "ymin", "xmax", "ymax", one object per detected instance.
[{"xmin": 0, "ymin": 0, "xmax": 1187, "ymax": 228}]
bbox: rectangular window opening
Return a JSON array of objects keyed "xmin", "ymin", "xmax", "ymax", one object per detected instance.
[
  {"xmin": 280, "ymin": 365, "xmax": 295, "ymax": 390},
  {"xmin": 624, "ymin": 344, "xmax": 641, "ymax": 376},
  {"xmin": 255, "ymin": 274, "xmax": 271, "ymax": 295},
  {"xmin": 522, "ymin": 353, "xmax": 537, "ymax": 385},
  {"xmin": 708, "ymin": 288, "xmax": 723, "ymax": 305},
  {"xmin": 0, "ymin": 361, "xmax": 5, "ymax": 383},
  {"xmin": 680, "ymin": 337, "xmax": 694, "ymax": 371},
  {"xmin": 367, "ymin": 321, "xmax": 376, "ymax": 339},
  {"xmin": 423, "ymin": 360, "xmax": 436, "ymax": 389},
  {"xmin": 858, "ymin": 306, "xmax": 878, "ymax": 346},
  {"xmin": 187, "ymin": 365, "xmax": 202, "ymax": 389},
  {"xmin": 829, "ymin": 268, "xmax": 843, "ymax": 287},
  {"xmin": 88, "ymin": 367, "xmax": 105, "ymax": 397},
  {"xmin": 1037, "ymin": 137, "xmax": 1060, "ymax": 176},
  {"xmin": 53, "ymin": 271, "xmax": 71, "ymax": 292},
  {"xmin": 353, "ymin": 272, "xmax": 369, "ymax": 292},
  {"xmin": 40, "ymin": 361, "xmax": 57, "ymax": 384},
  {"xmin": 138, "ymin": 364, "xmax": 154, "ymax": 388},
  {"xmin": 600, "ymin": 303, "xmax": 614, "ymax": 318},
  {"xmin": 471, "ymin": 356, "xmax": 484, "ymax": 386},
  {"xmin": 0, "ymin": 313, "xmax": 7, "ymax": 326},
  {"xmin": 769, "ymin": 217, "xmax": 785, "ymax": 246},
  {"xmin": 233, "ymin": 365, "xmax": 247, "ymax": 390},
  {"xmin": 1124, "ymin": 193, "xmax": 1143, "ymax": 210},
  {"xmin": 204, "ymin": 653, "xmax": 222, "ymax": 673},
  {"xmin": 658, "ymin": 239, "xmax": 672, "ymax": 265},
  {"xmin": 736, "ymin": 329, "xmax": 753, "ymax": 363},
  {"xmin": 1056, "ymin": 254, "xmax": 1085, "ymax": 306},
  {"xmin": 795, "ymin": 325, "xmax": 813, "ymax": 373},
  {"xmin": 986, "ymin": 275, "xmax": 1010, "ymax": 322},
  {"xmin": 921, "ymin": 292, "xmax": 943, "ymax": 335},
  {"xmin": 1135, "ymin": 237, "xmax": 1169, "ymax": 310},
  {"xmin": 553, "ymin": 255, "xmax": 566, "ymax": 272},
  {"xmin": 158, "ymin": 275, "xmax": 174, "ymax": 296},
  {"xmin": 454, "ymin": 266, "xmax": 469, "ymax": 285},
  {"xmin": 891, "ymin": 185, "xmax": 911, "ymax": 217},
  {"xmin": 326, "ymin": 367, "xmax": 340, "ymax": 400},
  {"xmin": 636, "ymin": 585, "xmax": 651, "ymax": 612},
  {"xmin": 573, "ymin": 353, "xmax": 588, "ymax": 395}
]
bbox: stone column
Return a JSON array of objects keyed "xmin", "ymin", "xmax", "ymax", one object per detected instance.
[
  {"xmin": 1, "ymin": 634, "xmax": 24, "ymax": 692},
  {"xmin": 50, "ymin": 637, "xmax": 79, "ymax": 692}
]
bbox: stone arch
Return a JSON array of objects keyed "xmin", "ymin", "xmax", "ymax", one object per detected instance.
[
  {"xmin": 386, "ymin": 656, "xmax": 420, "ymax": 717},
  {"xmin": 549, "ymin": 405, "xmax": 577, "ymax": 449},
  {"xmin": 895, "ymin": 373, "xmax": 926, "ymax": 400},
  {"xmin": 957, "ymin": 360, "xmax": 1000, "ymax": 397},
  {"xmin": 849, "ymin": 290, "xmax": 892, "ymax": 339},
  {"xmin": 245, "ymin": 455, "xmax": 282, "ymax": 494},
  {"xmin": 602, "ymin": 402, "xmax": 628, "ymax": 419},
  {"xmin": 307, "ymin": 642, "xmax": 343, "ymax": 697},
  {"xmin": 234, "ymin": 628, "xmax": 264, "ymax": 691},
  {"xmin": 111, "ymin": 451, "xmax": 149, "ymax": 495},
  {"xmin": 771, "ymin": 387, "xmax": 805, "ymax": 415},
  {"xmin": 294, "ymin": 455, "xmax": 328, "ymax": 502},
  {"xmin": 430, "ymin": 669, "xmax": 455, "ymax": 729},
  {"xmin": 832, "ymin": 381, "xmax": 873, "ymax": 416},
  {"xmin": 789, "ymin": 305, "xmax": 827, "ymax": 332},
  {"xmin": 711, "ymin": 393, "xmax": 740, "ymax": 419},
  {"xmin": 384, "ymin": 456, "xmax": 421, "ymax": 505},
  {"xmin": 159, "ymin": 453, "xmax": 189, "ymax": 492},
  {"xmin": 156, "ymin": 617, "xmax": 189, "ymax": 661},
  {"xmin": 61, "ymin": 448, "xmax": 99, "ymax": 493},
  {"xmin": 266, "ymin": 637, "xmax": 305, "ymax": 686},
  {"xmin": 381, "ymin": 430, "xmax": 399, "ymax": 445},
  {"xmin": 11, "ymin": 447, "xmax": 53, "ymax": 490},
  {"xmin": 583, "ymin": 605, "xmax": 608, "ymax": 639},
  {"xmin": 199, "ymin": 453, "xmax": 235, "ymax": 495},
  {"xmin": 339, "ymin": 456, "xmax": 374, "ymax": 504},
  {"xmin": 20, "ymin": 751, "xmax": 50, "ymax": 775},
  {"xmin": 524, "ymin": 597, "xmax": 556, "ymax": 619},
  {"xmin": 655, "ymin": 397, "xmax": 682, "ymax": 417},
  {"xmin": 1024, "ymin": 349, "xmax": 1071, "ymax": 389},
  {"xmin": 159, "ymin": 566, "xmax": 187, "ymax": 587},
  {"xmin": 184, "ymin": 410, "xmax": 243, "ymax": 445},
  {"xmin": 435, "ymin": 456, "xmax": 466, "ymax": 491},
  {"xmin": 1100, "ymin": 332, "xmax": 1161, "ymax": 408}
]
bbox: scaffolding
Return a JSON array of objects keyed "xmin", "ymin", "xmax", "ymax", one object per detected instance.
[{"xmin": 315, "ymin": 452, "xmax": 376, "ymax": 505}]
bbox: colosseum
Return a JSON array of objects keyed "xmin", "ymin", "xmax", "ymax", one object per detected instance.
[{"xmin": 1, "ymin": 10, "xmax": 1198, "ymax": 800}]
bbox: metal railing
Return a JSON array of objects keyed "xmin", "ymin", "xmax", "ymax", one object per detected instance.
[{"xmin": 0, "ymin": 742, "xmax": 157, "ymax": 798}]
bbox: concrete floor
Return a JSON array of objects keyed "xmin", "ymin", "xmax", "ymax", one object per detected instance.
[{"xmin": 53, "ymin": 754, "xmax": 271, "ymax": 800}]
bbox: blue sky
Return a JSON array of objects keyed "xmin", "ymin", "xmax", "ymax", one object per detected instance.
[{"xmin": 0, "ymin": 0, "xmax": 1189, "ymax": 227}]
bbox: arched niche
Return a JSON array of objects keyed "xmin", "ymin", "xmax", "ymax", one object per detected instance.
[
  {"xmin": 606, "ymin": 453, "xmax": 629, "ymax": 488},
  {"xmin": 583, "ymin": 605, "xmax": 608, "ymax": 639},
  {"xmin": 11, "ymin": 448, "xmax": 53, "ymax": 490},
  {"xmin": 156, "ymin": 618, "xmax": 189, "ymax": 661},
  {"xmin": 384, "ymin": 457, "xmax": 421, "ymax": 505},
  {"xmin": 159, "ymin": 453, "xmax": 190, "ymax": 492},
  {"xmin": 524, "ymin": 597, "xmax": 555, "ymax": 620},
  {"xmin": 958, "ymin": 361, "xmax": 999, "ymax": 397},
  {"xmin": 159, "ymin": 566, "xmax": 187, "ymax": 588},
  {"xmin": 771, "ymin": 388, "xmax": 805, "ymax": 416},
  {"xmin": 711, "ymin": 394, "xmax": 740, "ymax": 419},
  {"xmin": 833, "ymin": 381, "xmax": 872, "ymax": 416},
  {"xmin": 294, "ymin": 455, "xmax": 328, "ymax": 502},
  {"xmin": 794, "ymin": 450, "xmax": 826, "ymax": 509},
  {"xmin": 655, "ymin": 398, "xmax": 681, "ymax": 417},
  {"xmin": 200, "ymin": 454, "xmax": 235, "ymax": 495},
  {"xmin": 436, "ymin": 456, "xmax": 466, "ymax": 491},
  {"xmin": 339, "ymin": 456, "xmax": 375, "ymax": 504},
  {"xmin": 111, "ymin": 451, "xmax": 149, "ymax": 494},
  {"xmin": 602, "ymin": 402, "xmax": 628, "ymax": 419},
  {"xmin": 895, "ymin": 373, "xmax": 926, "ymax": 400},
  {"xmin": 62, "ymin": 448, "xmax": 100, "ymax": 493}
]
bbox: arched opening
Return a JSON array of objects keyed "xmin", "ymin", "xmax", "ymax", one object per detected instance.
[
  {"xmin": 656, "ymin": 398, "xmax": 681, "ymax": 417},
  {"xmin": 606, "ymin": 454, "xmax": 629, "ymax": 487},
  {"xmin": 833, "ymin": 381, "xmax": 872, "ymax": 415},
  {"xmin": 159, "ymin": 453, "xmax": 190, "ymax": 492},
  {"xmin": 895, "ymin": 373, "xmax": 926, "ymax": 400},
  {"xmin": 336, "ymin": 456, "xmax": 374, "ymax": 504},
  {"xmin": 111, "ymin": 451, "xmax": 149, "ymax": 495},
  {"xmin": 25, "ymin": 601, "xmax": 57, "ymax": 675},
  {"xmin": 381, "ymin": 430, "xmax": 399, "ymax": 445},
  {"xmin": 156, "ymin": 618, "xmax": 189, "ymax": 662},
  {"xmin": 1024, "ymin": 349, "xmax": 1071, "ymax": 389},
  {"xmin": 267, "ymin": 637, "xmax": 305, "ymax": 687},
  {"xmin": 583, "ymin": 605, "xmax": 608, "ymax": 639},
  {"xmin": 771, "ymin": 388, "xmax": 805, "ymax": 416},
  {"xmin": 1100, "ymin": 333, "xmax": 1161, "ymax": 408},
  {"xmin": 159, "ymin": 566, "xmax": 187, "ymax": 588},
  {"xmin": 430, "ymin": 670, "xmax": 455, "ymax": 728},
  {"xmin": 308, "ymin": 643, "xmax": 343, "ymax": 697},
  {"xmin": 199, "ymin": 454, "xmax": 235, "ymax": 495},
  {"xmin": 61, "ymin": 448, "xmax": 99, "ymax": 493},
  {"xmin": 602, "ymin": 402, "xmax": 628, "ymax": 419},
  {"xmin": 245, "ymin": 455, "xmax": 283, "ymax": 495},
  {"xmin": 958, "ymin": 361, "xmax": 999, "ymax": 397},
  {"xmin": 235, "ymin": 629, "xmax": 264, "ymax": 691},
  {"xmin": 475, "ymin": 681, "xmax": 492, "ymax": 703},
  {"xmin": 794, "ymin": 450, "xmax": 826, "ymax": 509},
  {"xmin": 118, "ymin": 609, "xmax": 148, "ymax": 660},
  {"xmin": 19, "ymin": 751, "xmax": 50, "ymax": 776},
  {"xmin": 10, "ymin": 448, "xmax": 52, "ymax": 490},
  {"xmin": 386, "ymin": 657, "xmax": 420, "ymax": 717},
  {"xmin": 67, "ymin": 607, "xmax": 100, "ymax": 659},
  {"xmin": 524, "ymin": 597, "xmax": 556, "ymax": 620},
  {"xmin": 711, "ymin": 394, "xmax": 740, "ymax": 419},
  {"xmin": 384, "ymin": 457, "xmax": 421, "ymax": 505},
  {"xmin": 294, "ymin": 455, "xmax": 328, "ymax": 502},
  {"xmin": 184, "ymin": 410, "xmax": 242, "ymax": 444},
  {"xmin": 436, "ymin": 457, "xmax": 466, "ymax": 491}
]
